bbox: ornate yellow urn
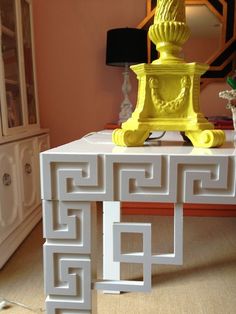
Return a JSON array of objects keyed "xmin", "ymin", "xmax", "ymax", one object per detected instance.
[{"xmin": 112, "ymin": 0, "xmax": 225, "ymax": 147}]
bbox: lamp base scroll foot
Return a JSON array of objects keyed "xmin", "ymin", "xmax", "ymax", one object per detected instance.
[
  {"xmin": 112, "ymin": 128, "xmax": 150, "ymax": 147},
  {"xmin": 184, "ymin": 129, "xmax": 225, "ymax": 148}
]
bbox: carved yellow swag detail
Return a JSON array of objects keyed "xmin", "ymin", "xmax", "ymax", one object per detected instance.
[{"xmin": 149, "ymin": 76, "xmax": 191, "ymax": 114}]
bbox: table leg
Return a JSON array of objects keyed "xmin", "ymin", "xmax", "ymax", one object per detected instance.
[
  {"xmin": 103, "ymin": 201, "xmax": 121, "ymax": 294},
  {"xmin": 152, "ymin": 202, "xmax": 183, "ymax": 265},
  {"xmin": 43, "ymin": 200, "xmax": 96, "ymax": 313},
  {"xmin": 174, "ymin": 203, "xmax": 183, "ymax": 264},
  {"xmin": 101, "ymin": 202, "xmax": 183, "ymax": 294}
]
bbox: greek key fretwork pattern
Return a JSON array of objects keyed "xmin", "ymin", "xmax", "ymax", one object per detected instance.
[
  {"xmin": 46, "ymin": 297, "xmax": 91, "ymax": 314},
  {"xmin": 102, "ymin": 203, "xmax": 183, "ymax": 294},
  {"xmin": 44, "ymin": 245, "xmax": 91, "ymax": 310},
  {"xmin": 95, "ymin": 222, "xmax": 152, "ymax": 292},
  {"xmin": 42, "ymin": 198, "xmax": 94, "ymax": 313},
  {"xmin": 170, "ymin": 156, "xmax": 236, "ymax": 203},
  {"xmin": 41, "ymin": 153, "xmax": 236, "ymax": 204},
  {"xmin": 43, "ymin": 201, "xmax": 91, "ymax": 251},
  {"xmin": 106, "ymin": 155, "xmax": 174, "ymax": 202},
  {"xmin": 40, "ymin": 154, "xmax": 109, "ymax": 201},
  {"xmin": 41, "ymin": 154, "xmax": 174, "ymax": 202}
]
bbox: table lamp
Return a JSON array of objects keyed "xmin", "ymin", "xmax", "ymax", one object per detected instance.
[
  {"xmin": 106, "ymin": 28, "xmax": 148, "ymax": 124},
  {"xmin": 112, "ymin": 0, "xmax": 225, "ymax": 148}
]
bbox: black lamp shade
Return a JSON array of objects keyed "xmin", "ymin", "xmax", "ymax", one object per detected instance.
[{"xmin": 106, "ymin": 28, "xmax": 148, "ymax": 66}]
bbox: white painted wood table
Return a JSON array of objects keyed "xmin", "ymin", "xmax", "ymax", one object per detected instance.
[{"xmin": 40, "ymin": 130, "xmax": 236, "ymax": 314}]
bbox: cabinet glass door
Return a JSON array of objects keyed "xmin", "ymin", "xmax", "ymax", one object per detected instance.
[
  {"xmin": 0, "ymin": 0, "xmax": 24, "ymax": 131},
  {"xmin": 21, "ymin": 0, "xmax": 37, "ymax": 126}
]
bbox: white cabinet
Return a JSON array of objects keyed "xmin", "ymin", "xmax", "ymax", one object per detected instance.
[
  {"xmin": 0, "ymin": 0, "xmax": 50, "ymax": 268},
  {"xmin": 0, "ymin": 135, "xmax": 50, "ymax": 268},
  {"xmin": 0, "ymin": 143, "xmax": 20, "ymax": 244},
  {"xmin": 17, "ymin": 138, "xmax": 39, "ymax": 218}
]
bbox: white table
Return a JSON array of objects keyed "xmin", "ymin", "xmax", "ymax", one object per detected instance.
[{"xmin": 40, "ymin": 130, "xmax": 236, "ymax": 313}]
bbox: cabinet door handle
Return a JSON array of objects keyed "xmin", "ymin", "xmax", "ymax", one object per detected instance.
[
  {"xmin": 25, "ymin": 163, "xmax": 32, "ymax": 174},
  {"xmin": 2, "ymin": 173, "xmax": 11, "ymax": 186}
]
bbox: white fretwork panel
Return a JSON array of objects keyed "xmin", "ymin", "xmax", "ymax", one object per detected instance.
[
  {"xmin": 41, "ymin": 154, "xmax": 173, "ymax": 202},
  {"xmin": 101, "ymin": 203, "xmax": 183, "ymax": 294},
  {"xmin": 46, "ymin": 297, "xmax": 91, "ymax": 314},
  {"xmin": 152, "ymin": 203, "xmax": 183, "ymax": 265},
  {"xmin": 44, "ymin": 245, "xmax": 91, "ymax": 310},
  {"xmin": 40, "ymin": 154, "xmax": 111, "ymax": 201},
  {"xmin": 96, "ymin": 222, "xmax": 152, "ymax": 292},
  {"xmin": 106, "ymin": 155, "xmax": 173, "ymax": 202},
  {"xmin": 41, "ymin": 153, "xmax": 236, "ymax": 204},
  {"xmin": 170, "ymin": 155, "xmax": 236, "ymax": 204},
  {"xmin": 106, "ymin": 155, "xmax": 236, "ymax": 203},
  {"xmin": 43, "ymin": 201, "xmax": 91, "ymax": 251}
]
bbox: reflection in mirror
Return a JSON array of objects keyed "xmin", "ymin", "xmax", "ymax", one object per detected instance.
[
  {"xmin": 183, "ymin": 5, "xmax": 222, "ymax": 63},
  {"xmin": 140, "ymin": 0, "xmax": 236, "ymax": 87}
]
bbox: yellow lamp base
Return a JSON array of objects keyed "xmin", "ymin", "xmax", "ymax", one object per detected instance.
[
  {"xmin": 113, "ymin": 127, "xmax": 225, "ymax": 148},
  {"xmin": 112, "ymin": 63, "xmax": 225, "ymax": 148}
]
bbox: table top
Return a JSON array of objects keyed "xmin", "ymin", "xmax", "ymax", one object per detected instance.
[
  {"xmin": 40, "ymin": 130, "xmax": 236, "ymax": 204},
  {"xmin": 44, "ymin": 130, "xmax": 236, "ymax": 156}
]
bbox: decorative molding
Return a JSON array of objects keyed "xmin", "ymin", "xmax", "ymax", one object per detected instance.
[
  {"xmin": 41, "ymin": 154, "xmax": 236, "ymax": 204},
  {"xmin": 44, "ymin": 243, "xmax": 92, "ymax": 311},
  {"xmin": 149, "ymin": 75, "xmax": 191, "ymax": 114},
  {"xmin": 43, "ymin": 201, "xmax": 91, "ymax": 250}
]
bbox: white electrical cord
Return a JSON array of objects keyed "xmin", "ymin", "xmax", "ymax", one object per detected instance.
[
  {"xmin": 82, "ymin": 131, "xmax": 97, "ymax": 138},
  {"xmin": 0, "ymin": 297, "xmax": 45, "ymax": 313}
]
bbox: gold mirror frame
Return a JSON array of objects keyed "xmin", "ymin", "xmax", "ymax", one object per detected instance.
[{"xmin": 138, "ymin": 0, "xmax": 236, "ymax": 88}]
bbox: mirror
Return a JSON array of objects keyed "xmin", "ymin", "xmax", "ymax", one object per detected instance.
[
  {"xmin": 138, "ymin": 0, "xmax": 236, "ymax": 87},
  {"xmin": 184, "ymin": 4, "xmax": 222, "ymax": 63}
]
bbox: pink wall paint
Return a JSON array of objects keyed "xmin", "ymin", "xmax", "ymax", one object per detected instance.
[
  {"xmin": 32, "ymin": 0, "xmax": 146, "ymax": 147},
  {"xmin": 200, "ymin": 81, "xmax": 230, "ymax": 117},
  {"xmin": 32, "ymin": 0, "xmax": 230, "ymax": 148}
]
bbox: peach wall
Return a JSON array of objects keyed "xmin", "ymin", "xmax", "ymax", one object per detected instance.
[
  {"xmin": 32, "ymin": 0, "xmax": 146, "ymax": 147},
  {"xmin": 32, "ymin": 0, "xmax": 230, "ymax": 148},
  {"xmin": 200, "ymin": 81, "xmax": 230, "ymax": 117}
]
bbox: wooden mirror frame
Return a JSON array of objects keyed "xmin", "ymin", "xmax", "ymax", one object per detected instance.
[{"xmin": 138, "ymin": 0, "xmax": 236, "ymax": 87}]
